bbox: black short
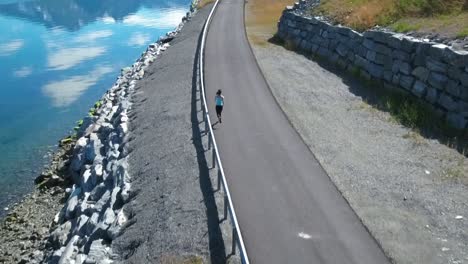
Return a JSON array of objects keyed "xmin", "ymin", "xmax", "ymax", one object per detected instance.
[{"xmin": 216, "ymin": 105, "xmax": 223, "ymax": 116}]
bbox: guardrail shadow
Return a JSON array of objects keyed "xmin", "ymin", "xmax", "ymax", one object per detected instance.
[{"xmin": 191, "ymin": 28, "xmax": 227, "ymax": 264}]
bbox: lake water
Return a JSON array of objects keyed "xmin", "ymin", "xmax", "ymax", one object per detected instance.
[{"xmin": 0, "ymin": 0, "xmax": 189, "ymax": 214}]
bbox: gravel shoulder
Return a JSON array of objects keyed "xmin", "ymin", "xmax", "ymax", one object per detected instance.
[
  {"xmin": 111, "ymin": 5, "xmax": 226, "ymax": 263},
  {"xmin": 250, "ymin": 42, "xmax": 468, "ymax": 264}
]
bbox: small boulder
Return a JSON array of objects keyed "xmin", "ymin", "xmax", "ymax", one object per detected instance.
[{"xmin": 85, "ymin": 239, "xmax": 109, "ymax": 264}]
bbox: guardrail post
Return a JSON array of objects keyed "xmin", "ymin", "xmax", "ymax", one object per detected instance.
[
  {"xmin": 212, "ymin": 148, "xmax": 216, "ymax": 169},
  {"xmin": 231, "ymin": 227, "xmax": 237, "ymax": 254},
  {"xmin": 217, "ymin": 168, "xmax": 222, "ymax": 191},
  {"xmin": 224, "ymin": 194, "xmax": 228, "ymax": 220},
  {"xmin": 208, "ymin": 131, "xmax": 212, "ymax": 150}
]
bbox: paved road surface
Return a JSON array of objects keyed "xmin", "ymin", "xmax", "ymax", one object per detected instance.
[{"xmin": 204, "ymin": 0, "xmax": 392, "ymax": 263}]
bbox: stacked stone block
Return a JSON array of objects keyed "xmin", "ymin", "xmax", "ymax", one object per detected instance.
[{"xmin": 278, "ymin": 6, "xmax": 468, "ymax": 129}]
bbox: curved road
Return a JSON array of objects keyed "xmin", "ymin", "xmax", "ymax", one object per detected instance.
[{"xmin": 204, "ymin": 0, "xmax": 391, "ymax": 263}]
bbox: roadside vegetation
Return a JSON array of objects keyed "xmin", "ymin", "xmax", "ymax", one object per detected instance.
[
  {"xmin": 314, "ymin": 0, "xmax": 468, "ymax": 37},
  {"xmin": 349, "ymin": 73, "xmax": 468, "ymax": 156},
  {"xmin": 196, "ymin": 0, "xmax": 215, "ymax": 9},
  {"xmin": 245, "ymin": 0, "xmax": 295, "ymax": 45}
]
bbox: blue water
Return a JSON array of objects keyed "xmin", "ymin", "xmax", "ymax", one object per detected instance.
[{"xmin": 0, "ymin": 0, "xmax": 189, "ymax": 213}]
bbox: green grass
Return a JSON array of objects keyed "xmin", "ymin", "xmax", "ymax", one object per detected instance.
[
  {"xmin": 380, "ymin": 94, "xmax": 432, "ymax": 128},
  {"xmin": 392, "ymin": 21, "xmax": 421, "ymax": 32},
  {"xmin": 457, "ymin": 27, "xmax": 468, "ymax": 38}
]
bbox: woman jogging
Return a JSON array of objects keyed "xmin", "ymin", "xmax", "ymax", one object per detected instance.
[{"xmin": 215, "ymin": 89, "xmax": 224, "ymax": 123}]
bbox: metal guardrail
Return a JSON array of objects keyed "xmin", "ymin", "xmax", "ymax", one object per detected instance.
[{"xmin": 198, "ymin": 1, "xmax": 250, "ymax": 263}]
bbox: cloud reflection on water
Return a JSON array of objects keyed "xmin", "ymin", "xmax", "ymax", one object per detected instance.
[
  {"xmin": 47, "ymin": 46, "xmax": 106, "ymax": 70},
  {"xmin": 74, "ymin": 30, "xmax": 113, "ymax": 43},
  {"xmin": 127, "ymin": 32, "xmax": 151, "ymax": 46},
  {"xmin": 123, "ymin": 9, "xmax": 186, "ymax": 28},
  {"xmin": 42, "ymin": 65, "xmax": 113, "ymax": 107},
  {"xmin": 13, "ymin": 66, "xmax": 32, "ymax": 77},
  {"xmin": 0, "ymin": 39, "xmax": 23, "ymax": 56}
]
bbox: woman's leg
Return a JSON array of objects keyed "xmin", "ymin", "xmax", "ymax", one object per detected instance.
[
  {"xmin": 219, "ymin": 106, "xmax": 223, "ymax": 123},
  {"xmin": 216, "ymin": 106, "xmax": 222, "ymax": 121}
]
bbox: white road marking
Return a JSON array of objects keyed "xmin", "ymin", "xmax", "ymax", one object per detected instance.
[{"xmin": 298, "ymin": 232, "xmax": 312, "ymax": 240}]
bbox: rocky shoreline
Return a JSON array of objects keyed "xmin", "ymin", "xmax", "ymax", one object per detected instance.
[{"xmin": 0, "ymin": 3, "xmax": 197, "ymax": 263}]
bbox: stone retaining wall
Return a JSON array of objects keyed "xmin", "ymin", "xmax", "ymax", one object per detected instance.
[{"xmin": 277, "ymin": 4, "xmax": 468, "ymax": 129}]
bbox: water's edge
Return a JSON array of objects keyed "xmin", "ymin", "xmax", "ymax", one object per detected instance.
[{"xmin": 0, "ymin": 2, "xmax": 198, "ymax": 262}]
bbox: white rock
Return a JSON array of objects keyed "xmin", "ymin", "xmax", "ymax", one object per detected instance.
[
  {"xmin": 94, "ymin": 164, "xmax": 103, "ymax": 177},
  {"xmin": 76, "ymin": 137, "xmax": 88, "ymax": 149},
  {"xmin": 75, "ymin": 214, "xmax": 90, "ymax": 235},
  {"xmin": 86, "ymin": 239, "xmax": 109, "ymax": 263},
  {"xmin": 81, "ymin": 169, "xmax": 94, "ymax": 192},
  {"xmin": 50, "ymin": 221, "xmax": 74, "ymax": 247},
  {"xmin": 58, "ymin": 235, "xmax": 79, "ymax": 264},
  {"xmin": 75, "ymin": 254, "xmax": 87, "ymax": 264},
  {"xmin": 85, "ymin": 133, "xmax": 102, "ymax": 163},
  {"xmin": 54, "ymin": 211, "xmax": 61, "ymax": 224},
  {"xmin": 119, "ymin": 123, "xmax": 128, "ymax": 134},
  {"xmin": 121, "ymin": 67, "xmax": 131, "ymax": 75},
  {"xmin": 103, "ymin": 207, "xmax": 116, "ymax": 225},
  {"xmin": 116, "ymin": 209, "xmax": 127, "ymax": 226},
  {"xmin": 121, "ymin": 182, "xmax": 131, "ymax": 203},
  {"xmin": 120, "ymin": 114, "xmax": 128, "ymax": 123},
  {"xmin": 138, "ymin": 69, "xmax": 145, "ymax": 78},
  {"xmin": 65, "ymin": 186, "xmax": 81, "ymax": 219}
]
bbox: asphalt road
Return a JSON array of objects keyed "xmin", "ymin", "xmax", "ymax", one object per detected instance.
[{"xmin": 204, "ymin": 0, "xmax": 392, "ymax": 263}]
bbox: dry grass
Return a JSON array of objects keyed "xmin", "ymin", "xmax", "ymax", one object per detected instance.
[
  {"xmin": 441, "ymin": 158, "xmax": 468, "ymax": 184},
  {"xmin": 392, "ymin": 12, "xmax": 468, "ymax": 36},
  {"xmin": 160, "ymin": 255, "xmax": 204, "ymax": 264},
  {"xmin": 245, "ymin": 0, "xmax": 296, "ymax": 45},
  {"xmin": 315, "ymin": 0, "xmax": 468, "ymax": 37},
  {"xmin": 197, "ymin": 0, "xmax": 215, "ymax": 9},
  {"xmin": 316, "ymin": 0, "xmax": 395, "ymax": 31},
  {"xmin": 402, "ymin": 131, "xmax": 427, "ymax": 146}
]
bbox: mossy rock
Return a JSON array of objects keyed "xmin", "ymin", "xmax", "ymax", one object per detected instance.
[
  {"xmin": 59, "ymin": 136, "xmax": 75, "ymax": 146},
  {"xmin": 94, "ymin": 101, "xmax": 102, "ymax": 108}
]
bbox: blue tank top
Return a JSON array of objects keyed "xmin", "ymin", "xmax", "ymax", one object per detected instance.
[{"xmin": 215, "ymin": 95, "xmax": 224, "ymax": 106}]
